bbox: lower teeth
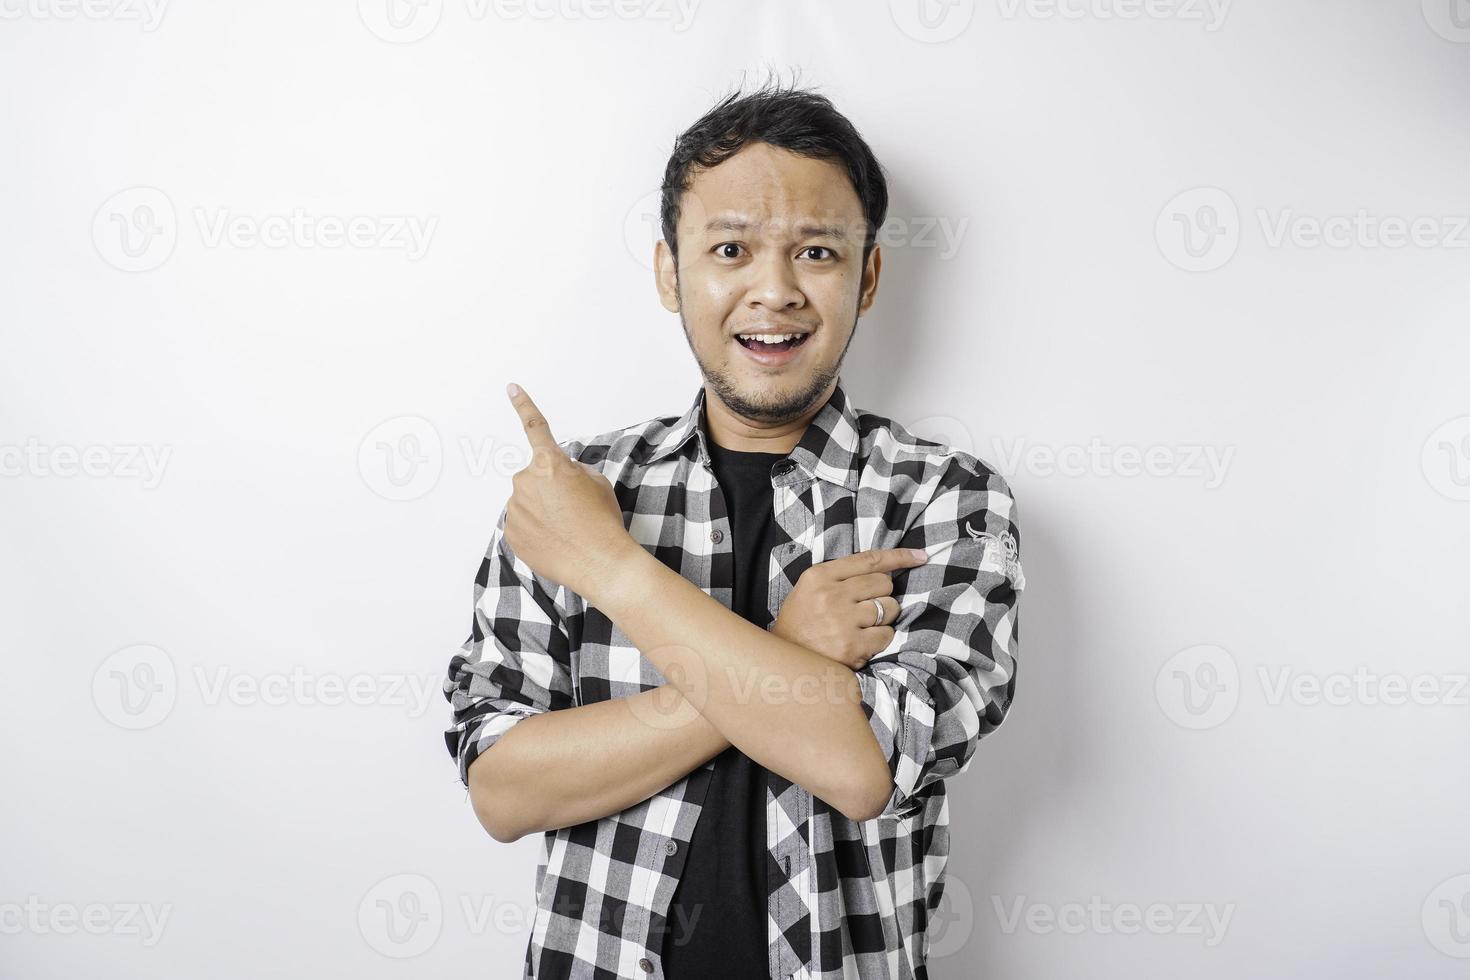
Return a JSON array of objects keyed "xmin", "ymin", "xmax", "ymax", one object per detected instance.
[{"xmin": 743, "ymin": 337, "xmax": 803, "ymax": 352}]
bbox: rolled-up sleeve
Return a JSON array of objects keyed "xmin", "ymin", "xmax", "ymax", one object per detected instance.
[
  {"xmin": 443, "ymin": 503, "xmax": 576, "ymax": 788},
  {"xmin": 855, "ymin": 459, "xmax": 1025, "ymax": 819}
]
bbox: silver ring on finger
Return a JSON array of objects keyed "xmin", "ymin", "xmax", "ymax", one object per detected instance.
[{"xmin": 870, "ymin": 597, "xmax": 885, "ymax": 627}]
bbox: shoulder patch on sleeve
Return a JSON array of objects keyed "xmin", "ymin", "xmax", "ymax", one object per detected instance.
[{"xmin": 964, "ymin": 521, "xmax": 1025, "ymax": 590}]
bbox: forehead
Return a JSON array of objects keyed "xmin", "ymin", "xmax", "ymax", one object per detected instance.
[{"xmin": 678, "ymin": 141, "xmax": 865, "ymax": 238}]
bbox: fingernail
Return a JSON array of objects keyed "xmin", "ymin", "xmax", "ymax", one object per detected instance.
[
  {"xmin": 910, "ymin": 548, "xmax": 928, "ymax": 561},
  {"xmin": 506, "ymin": 382, "xmax": 520, "ymax": 397}
]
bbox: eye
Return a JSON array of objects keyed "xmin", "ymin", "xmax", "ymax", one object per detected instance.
[
  {"xmin": 713, "ymin": 242, "xmax": 745, "ymax": 259},
  {"xmin": 802, "ymin": 246, "xmax": 835, "ymax": 261}
]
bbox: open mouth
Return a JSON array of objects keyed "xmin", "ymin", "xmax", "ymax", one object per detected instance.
[{"xmin": 735, "ymin": 333, "xmax": 812, "ymax": 354}]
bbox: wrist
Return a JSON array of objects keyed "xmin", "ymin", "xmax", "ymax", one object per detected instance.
[{"xmin": 587, "ymin": 537, "xmax": 662, "ymax": 612}]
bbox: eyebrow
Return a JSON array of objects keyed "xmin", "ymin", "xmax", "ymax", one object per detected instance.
[{"xmin": 704, "ymin": 218, "xmax": 851, "ymax": 242}]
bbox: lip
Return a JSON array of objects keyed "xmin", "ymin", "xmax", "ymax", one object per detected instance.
[{"xmin": 732, "ymin": 329, "xmax": 813, "ymax": 368}]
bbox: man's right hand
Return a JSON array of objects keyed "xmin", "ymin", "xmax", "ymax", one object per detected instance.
[{"xmin": 771, "ymin": 548, "xmax": 929, "ymax": 670}]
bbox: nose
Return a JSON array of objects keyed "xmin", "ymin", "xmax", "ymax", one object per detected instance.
[{"xmin": 746, "ymin": 247, "xmax": 805, "ymax": 312}]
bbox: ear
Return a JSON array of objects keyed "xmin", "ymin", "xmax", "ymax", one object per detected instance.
[
  {"xmin": 654, "ymin": 239, "xmax": 681, "ymax": 313},
  {"xmin": 857, "ymin": 244, "xmax": 882, "ymax": 315}
]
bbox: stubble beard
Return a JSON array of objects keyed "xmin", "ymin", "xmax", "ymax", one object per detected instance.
[{"xmin": 674, "ymin": 282, "xmax": 860, "ymax": 425}]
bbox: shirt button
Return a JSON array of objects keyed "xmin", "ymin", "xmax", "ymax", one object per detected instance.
[
  {"xmin": 664, "ymin": 839, "xmax": 678, "ymax": 856},
  {"xmin": 710, "ymin": 528, "xmax": 724, "ymax": 544},
  {"xmin": 638, "ymin": 957, "xmax": 653, "ymax": 972}
]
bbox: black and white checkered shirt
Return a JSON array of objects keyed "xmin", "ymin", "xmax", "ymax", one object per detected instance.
[{"xmin": 443, "ymin": 378, "xmax": 1026, "ymax": 980}]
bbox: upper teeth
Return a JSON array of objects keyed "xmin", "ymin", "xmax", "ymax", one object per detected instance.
[{"xmin": 740, "ymin": 333, "xmax": 802, "ymax": 342}]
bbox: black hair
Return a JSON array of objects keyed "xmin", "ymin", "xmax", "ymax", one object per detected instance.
[{"xmin": 659, "ymin": 69, "xmax": 889, "ymax": 271}]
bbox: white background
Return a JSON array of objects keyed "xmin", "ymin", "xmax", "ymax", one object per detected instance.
[{"xmin": 2, "ymin": 1, "xmax": 1468, "ymax": 977}]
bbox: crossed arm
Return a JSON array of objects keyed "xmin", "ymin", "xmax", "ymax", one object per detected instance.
[
  {"xmin": 443, "ymin": 386, "xmax": 1024, "ymax": 842},
  {"xmin": 446, "ymin": 509, "xmax": 904, "ymax": 843},
  {"xmin": 466, "ymin": 674, "xmax": 733, "ymax": 844}
]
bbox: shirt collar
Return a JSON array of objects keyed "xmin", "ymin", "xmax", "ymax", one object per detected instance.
[{"xmin": 643, "ymin": 379, "xmax": 862, "ymax": 491}]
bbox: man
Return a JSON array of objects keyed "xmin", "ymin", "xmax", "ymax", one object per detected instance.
[{"xmin": 443, "ymin": 79, "xmax": 1025, "ymax": 980}]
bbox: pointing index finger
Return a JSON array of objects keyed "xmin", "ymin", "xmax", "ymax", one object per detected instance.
[
  {"xmin": 829, "ymin": 547, "xmax": 930, "ymax": 579},
  {"xmin": 507, "ymin": 382, "xmax": 561, "ymax": 457}
]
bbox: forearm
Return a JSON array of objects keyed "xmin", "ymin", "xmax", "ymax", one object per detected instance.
[
  {"xmin": 593, "ymin": 548, "xmax": 889, "ymax": 821},
  {"xmin": 468, "ymin": 684, "xmax": 731, "ymax": 843}
]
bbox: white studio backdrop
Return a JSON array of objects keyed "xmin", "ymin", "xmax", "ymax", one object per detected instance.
[{"xmin": 2, "ymin": 2, "xmax": 1468, "ymax": 977}]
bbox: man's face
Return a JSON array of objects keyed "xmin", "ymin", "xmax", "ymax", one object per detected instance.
[{"xmin": 655, "ymin": 141, "xmax": 881, "ymax": 425}]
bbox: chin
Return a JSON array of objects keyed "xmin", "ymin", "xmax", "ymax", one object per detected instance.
[{"xmin": 714, "ymin": 368, "xmax": 834, "ymax": 423}]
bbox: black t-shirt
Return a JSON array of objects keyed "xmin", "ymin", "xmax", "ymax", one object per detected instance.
[{"xmin": 659, "ymin": 439, "xmax": 788, "ymax": 979}]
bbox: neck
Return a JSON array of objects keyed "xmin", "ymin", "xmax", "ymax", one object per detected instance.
[{"xmin": 703, "ymin": 380, "xmax": 834, "ymax": 454}]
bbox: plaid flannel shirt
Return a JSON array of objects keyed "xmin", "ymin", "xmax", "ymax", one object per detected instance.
[{"xmin": 443, "ymin": 378, "xmax": 1025, "ymax": 980}]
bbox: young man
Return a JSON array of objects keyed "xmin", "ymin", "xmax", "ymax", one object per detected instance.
[{"xmin": 443, "ymin": 79, "xmax": 1026, "ymax": 980}]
